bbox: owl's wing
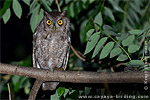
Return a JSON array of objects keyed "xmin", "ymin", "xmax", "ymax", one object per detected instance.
[
  {"xmin": 62, "ymin": 35, "xmax": 71, "ymax": 70},
  {"xmin": 32, "ymin": 35, "xmax": 37, "ymax": 68},
  {"xmin": 62, "ymin": 45, "xmax": 70, "ymax": 70},
  {"xmin": 32, "ymin": 50, "xmax": 36, "ymax": 68},
  {"xmin": 32, "ymin": 29, "xmax": 39, "ymax": 68}
]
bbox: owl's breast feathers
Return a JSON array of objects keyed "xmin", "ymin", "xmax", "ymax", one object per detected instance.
[{"xmin": 33, "ymin": 32, "xmax": 70, "ymax": 71}]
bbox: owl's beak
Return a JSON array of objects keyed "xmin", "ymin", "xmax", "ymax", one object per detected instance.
[{"xmin": 53, "ymin": 25, "xmax": 56, "ymax": 31}]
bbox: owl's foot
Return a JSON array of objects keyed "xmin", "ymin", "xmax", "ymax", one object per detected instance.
[
  {"xmin": 49, "ymin": 68, "xmax": 54, "ymax": 72},
  {"xmin": 42, "ymin": 82, "xmax": 59, "ymax": 91}
]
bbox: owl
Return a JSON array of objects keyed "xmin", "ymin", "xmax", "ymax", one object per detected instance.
[{"xmin": 32, "ymin": 11, "xmax": 71, "ymax": 91}]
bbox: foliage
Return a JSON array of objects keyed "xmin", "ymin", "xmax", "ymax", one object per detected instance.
[{"xmin": 1, "ymin": 0, "xmax": 150, "ymax": 99}]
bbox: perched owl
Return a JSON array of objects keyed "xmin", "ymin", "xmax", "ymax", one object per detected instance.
[{"xmin": 32, "ymin": 11, "xmax": 71, "ymax": 91}]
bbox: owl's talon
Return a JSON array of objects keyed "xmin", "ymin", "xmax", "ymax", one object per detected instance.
[{"xmin": 50, "ymin": 68, "xmax": 54, "ymax": 72}]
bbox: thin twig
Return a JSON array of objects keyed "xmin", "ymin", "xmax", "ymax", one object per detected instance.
[
  {"xmin": 7, "ymin": 83, "xmax": 11, "ymax": 100},
  {"xmin": 71, "ymin": 45, "xmax": 86, "ymax": 61},
  {"xmin": 92, "ymin": 18, "xmax": 98, "ymax": 32},
  {"xmin": 77, "ymin": 51, "xmax": 86, "ymax": 58},
  {"xmin": 139, "ymin": 37, "xmax": 145, "ymax": 46},
  {"xmin": 28, "ymin": 80, "xmax": 43, "ymax": 100},
  {"xmin": 110, "ymin": 67, "xmax": 115, "ymax": 72},
  {"xmin": 56, "ymin": 0, "xmax": 61, "ymax": 12}
]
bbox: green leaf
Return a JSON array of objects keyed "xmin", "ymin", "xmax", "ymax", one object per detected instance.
[
  {"xmin": 2, "ymin": 8, "xmax": 11, "ymax": 24},
  {"xmin": 23, "ymin": 0, "xmax": 30, "ymax": 6},
  {"xmin": 14, "ymin": 82, "xmax": 21, "ymax": 92},
  {"xmin": 84, "ymin": 87, "xmax": 91, "ymax": 95},
  {"xmin": 63, "ymin": 89, "xmax": 69, "ymax": 98},
  {"xmin": 85, "ymin": 20, "xmax": 95, "ymax": 32},
  {"xmin": 128, "ymin": 45, "xmax": 140, "ymax": 53},
  {"xmin": 29, "ymin": 0, "xmax": 38, "ymax": 12},
  {"xmin": 24, "ymin": 86, "xmax": 30, "ymax": 94},
  {"xmin": 117, "ymin": 33, "xmax": 129, "ymax": 40},
  {"xmin": 142, "ymin": 67, "xmax": 150, "ymax": 71},
  {"xmin": 128, "ymin": 29, "xmax": 143, "ymax": 35},
  {"xmin": 110, "ymin": 47, "xmax": 122, "ymax": 58},
  {"xmin": 117, "ymin": 54, "xmax": 128, "ymax": 61},
  {"xmin": 90, "ymin": 0, "xmax": 95, "ymax": 4},
  {"xmin": 100, "ymin": 42, "xmax": 114, "ymax": 59},
  {"xmin": 51, "ymin": 90, "xmax": 59, "ymax": 100},
  {"xmin": 12, "ymin": 0, "xmax": 22, "ymax": 18},
  {"xmin": 57, "ymin": 87, "xmax": 65, "ymax": 98},
  {"xmin": 0, "ymin": 0, "xmax": 11, "ymax": 18},
  {"xmin": 104, "ymin": 30, "xmax": 117, "ymax": 36},
  {"xmin": 86, "ymin": 29, "xmax": 95, "ymax": 38},
  {"xmin": 128, "ymin": 60, "xmax": 144, "ymax": 66},
  {"xmin": 80, "ymin": 19, "xmax": 88, "ymax": 43},
  {"xmin": 126, "ymin": 20, "xmax": 133, "ymax": 30},
  {"xmin": 79, "ymin": 90, "xmax": 84, "ymax": 95},
  {"xmin": 130, "ymin": 8, "xmax": 139, "ymax": 23},
  {"xmin": 70, "ymin": 3, "xmax": 74, "ymax": 17},
  {"xmin": 24, "ymin": 82, "xmax": 30, "ymax": 94},
  {"xmin": 133, "ymin": 0, "xmax": 143, "ymax": 8},
  {"xmin": 74, "ymin": 2, "xmax": 79, "ymax": 19},
  {"xmin": 130, "ymin": 2, "xmax": 141, "ymax": 13},
  {"xmin": 104, "ymin": 7, "xmax": 116, "ymax": 22},
  {"xmin": 109, "ymin": 0, "xmax": 124, "ymax": 13},
  {"xmin": 47, "ymin": 0, "xmax": 54, "ymax": 5},
  {"xmin": 30, "ymin": 8, "xmax": 44, "ymax": 32},
  {"xmin": 68, "ymin": 89, "xmax": 79, "ymax": 99},
  {"xmin": 76, "ymin": 1, "xmax": 83, "ymax": 13},
  {"xmin": 122, "ymin": 35, "xmax": 135, "ymax": 46},
  {"xmin": 127, "ymin": 14, "xmax": 134, "ymax": 26},
  {"xmin": 138, "ymin": 27, "xmax": 150, "ymax": 37},
  {"xmin": 12, "ymin": 75, "xmax": 20, "ymax": 85},
  {"xmin": 82, "ymin": 0, "xmax": 88, "ymax": 4},
  {"xmin": 103, "ymin": 25, "xmax": 115, "ymax": 31},
  {"xmin": 69, "ymin": 89, "xmax": 76, "ymax": 95},
  {"xmin": 84, "ymin": 32, "xmax": 101, "ymax": 55},
  {"xmin": 41, "ymin": 0, "xmax": 52, "ymax": 12},
  {"xmin": 94, "ymin": 12, "xmax": 103, "ymax": 26},
  {"xmin": 11, "ymin": 76, "xmax": 21, "ymax": 92},
  {"xmin": 65, "ymin": 0, "xmax": 72, "ymax": 4},
  {"xmin": 92, "ymin": 37, "xmax": 108, "ymax": 58},
  {"xmin": 29, "ymin": 4, "xmax": 40, "ymax": 24}
]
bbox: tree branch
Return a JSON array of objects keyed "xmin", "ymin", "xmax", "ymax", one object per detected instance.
[
  {"xmin": 0, "ymin": 63, "xmax": 149, "ymax": 83},
  {"xmin": 28, "ymin": 80, "xmax": 43, "ymax": 100}
]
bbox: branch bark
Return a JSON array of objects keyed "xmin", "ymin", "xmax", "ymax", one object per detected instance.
[
  {"xmin": 56, "ymin": 0, "xmax": 61, "ymax": 12},
  {"xmin": 0, "ymin": 63, "xmax": 149, "ymax": 83},
  {"xmin": 28, "ymin": 80, "xmax": 43, "ymax": 100}
]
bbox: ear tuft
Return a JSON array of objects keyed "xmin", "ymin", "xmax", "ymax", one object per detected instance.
[
  {"xmin": 61, "ymin": 11, "xmax": 67, "ymax": 17},
  {"xmin": 44, "ymin": 11, "xmax": 49, "ymax": 16}
]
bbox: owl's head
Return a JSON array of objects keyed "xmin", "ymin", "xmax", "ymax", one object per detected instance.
[{"xmin": 43, "ymin": 11, "xmax": 70, "ymax": 33}]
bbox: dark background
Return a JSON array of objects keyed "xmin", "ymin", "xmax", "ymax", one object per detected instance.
[{"xmin": 1, "ymin": 1, "xmax": 32, "ymax": 63}]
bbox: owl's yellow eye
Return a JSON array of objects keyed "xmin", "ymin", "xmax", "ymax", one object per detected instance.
[
  {"xmin": 57, "ymin": 20, "xmax": 63, "ymax": 25},
  {"xmin": 47, "ymin": 20, "xmax": 51, "ymax": 25}
]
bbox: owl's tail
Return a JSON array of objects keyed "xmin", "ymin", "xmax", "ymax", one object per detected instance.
[{"xmin": 42, "ymin": 82, "xmax": 59, "ymax": 91}]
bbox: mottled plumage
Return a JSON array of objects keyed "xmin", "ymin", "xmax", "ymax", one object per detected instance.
[{"xmin": 32, "ymin": 11, "xmax": 71, "ymax": 90}]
